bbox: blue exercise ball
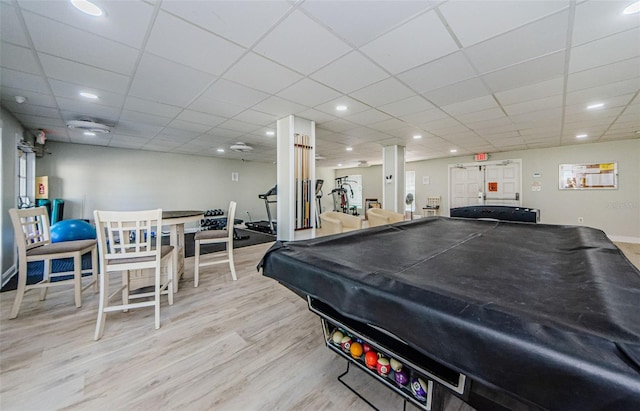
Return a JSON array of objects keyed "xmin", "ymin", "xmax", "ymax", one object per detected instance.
[{"xmin": 50, "ymin": 219, "xmax": 96, "ymax": 243}]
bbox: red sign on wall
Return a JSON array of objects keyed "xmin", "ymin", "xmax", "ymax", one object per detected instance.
[{"xmin": 488, "ymin": 182, "xmax": 498, "ymax": 192}]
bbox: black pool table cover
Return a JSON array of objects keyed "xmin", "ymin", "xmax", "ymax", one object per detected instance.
[{"xmin": 259, "ymin": 217, "xmax": 640, "ymax": 410}]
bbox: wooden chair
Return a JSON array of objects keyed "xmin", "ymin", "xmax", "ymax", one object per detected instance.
[
  {"xmin": 8, "ymin": 207, "xmax": 97, "ymax": 319},
  {"xmin": 93, "ymin": 209, "xmax": 175, "ymax": 340},
  {"xmin": 194, "ymin": 201, "xmax": 237, "ymax": 287},
  {"xmin": 423, "ymin": 196, "xmax": 441, "ymax": 217}
]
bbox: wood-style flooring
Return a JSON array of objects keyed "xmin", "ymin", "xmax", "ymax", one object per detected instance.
[{"xmin": 1, "ymin": 237, "xmax": 638, "ymax": 411}]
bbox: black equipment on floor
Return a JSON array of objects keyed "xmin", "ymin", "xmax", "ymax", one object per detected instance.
[
  {"xmin": 315, "ymin": 179, "xmax": 324, "ymax": 228},
  {"xmin": 245, "ymin": 185, "xmax": 277, "ymax": 235},
  {"xmin": 450, "ymin": 205, "xmax": 540, "ymax": 223}
]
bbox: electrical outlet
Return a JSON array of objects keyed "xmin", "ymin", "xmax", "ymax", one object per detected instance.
[{"xmin": 578, "ymin": 217, "xmax": 584, "ymax": 223}]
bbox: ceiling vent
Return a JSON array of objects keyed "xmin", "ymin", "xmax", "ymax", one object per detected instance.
[
  {"xmin": 66, "ymin": 120, "xmax": 111, "ymax": 134},
  {"xmin": 315, "ymin": 154, "xmax": 326, "ymax": 161},
  {"xmin": 357, "ymin": 160, "xmax": 371, "ymax": 167},
  {"xmin": 230, "ymin": 142, "xmax": 253, "ymax": 152}
]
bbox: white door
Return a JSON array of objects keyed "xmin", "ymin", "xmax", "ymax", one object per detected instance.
[
  {"xmin": 449, "ymin": 160, "xmax": 522, "ymax": 209},
  {"xmin": 450, "ymin": 166, "xmax": 483, "ymax": 208},
  {"xmin": 484, "ymin": 163, "xmax": 520, "ymax": 206}
]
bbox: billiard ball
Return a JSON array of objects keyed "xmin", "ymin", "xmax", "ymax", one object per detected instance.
[
  {"xmin": 350, "ymin": 341, "xmax": 363, "ymax": 359},
  {"xmin": 394, "ymin": 370, "xmax": 409, "ymax": 386},
  {"xmin": 376, "ymin": 357, "xmax": 390, "ymax": 377},
  {"xmin": 411, "ymin": 377, "xmax": 428, "ymax": 401},
  {"xmin": 332, "ymin": 330, "xmax": 343, "ymax": 345},
  {"xmin": 365, "ymin": 351, "xmax": 378, "ymax": 369},
  {"xmin": 340, "ymin": 335, "xmax": 352, "ymax": 352},
  {"xmin": 390, "ymin": 358, "xmax": 402, "ymax": 372}
]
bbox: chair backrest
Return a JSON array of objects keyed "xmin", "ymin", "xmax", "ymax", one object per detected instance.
[
  {"xmin": 93, "ymin": 209, "xmax": 163, "ymax": 265},
  {"xmin": 226, "ymin": 201, "xmax": 237, "ymax": 241},
  {"xmin": 9, "ymin": 207, "xmax": 51, "ymax": 255}
]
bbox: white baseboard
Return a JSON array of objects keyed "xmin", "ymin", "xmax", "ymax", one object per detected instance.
[
  {"xmin": 2, "ymin": 265, "xmax": 17, "ymax": 288},
  {"xmin": 608, "ymin": 235, "xmax": 640, "ymax": 244}
]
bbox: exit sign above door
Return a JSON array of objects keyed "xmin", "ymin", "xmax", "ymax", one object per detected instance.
[{"xmin": 474, "ymin": 153, "xmax": 489, "ymax": 161}]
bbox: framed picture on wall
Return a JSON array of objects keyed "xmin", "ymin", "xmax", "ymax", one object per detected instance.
[{"xmin": 559, "ymin": 163, "xmax": 618, "ymax": 190}]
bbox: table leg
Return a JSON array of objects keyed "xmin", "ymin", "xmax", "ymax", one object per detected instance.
[{"xmin": 169, "ymin": 223, "xmax": 185, "ymax": 293}]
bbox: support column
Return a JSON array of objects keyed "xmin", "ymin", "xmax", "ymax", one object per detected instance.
[
  {"xmin": 276, "ymin": 115, "xmax": 316, "ymax": 241},
  {"xmin": 382, "ymin": 145, "xmax": 405, "ymax": 213}
]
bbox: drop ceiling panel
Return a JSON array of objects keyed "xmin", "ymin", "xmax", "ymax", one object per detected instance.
[
  {"xmin": 494, "ymin": 77, "xmax": 564, "ymax": 105},
  {"xmin": 57, "ymin": 98, "xmax": 121, "ymax": 121},
  {"xmin": 296, "ymin": 108, "xmax": 338, "ymax": 123},
  {"xmin": 349, "ymin": 78, "xmax": 415, "ymax": 107},
  {"xmin": 18, "ymin": 0, "xmax": 154, "ymax": 48},
  {"xmin": 319, "ymin": 119, "xmax": 359, "ymax": 133},
  {"xmin": 567, "ymin": 57, "xmax": 640, "ymax": 92},
  {"xmin": 569, "ymin": 28, "xmax": 640, "ymax": 73},
  {"xmin": 300, "ymin": 1, "xmax": 431, "ymax": 47},
  {"xmin": 175, "ymin": 110, "xmax": 227, "ymax": 128},
  {"xmin": 399, "ymin": 108, "xmax": 449, "ymax": 125},
  {"xmin": 277, "ymin": 78, "xmax": 342, "ymax": 107},
  {"xmin": 146, "ymin": 11, "xmax": 246, "ymax": 76},
  {"xmin": 223, "ymin": 52, "xmax": 303, "ymax": 94},
  {"xmin": 441, "ymin": 95, "xmax": 499, "ymax": 116},
  {"xmin": 218, "ymin": 118, "xmax": 262, "ymax": 133},
  {"xmin": 129, "ymin": 53, "xmax": 216, "ymax": 106},
  {"xmin": 565, "ymin": 78, "xmax": 640, "ymax": 106},
  {"xmin": 254, "ymin": 10, "xmax": 351, "ymax": 75},
  {"xmin": 314, "ymin": 96, "xmax": 371, "ymax": 117},
  {"xmin": 0, "ymin": 43, "xmax": 42, "ymax": 75},
  {"xmin": 0, "ymin": 67, "xmax": 51, "ymax": 95},
  {"xmin": 115, "ymin": 120, "xmax": 163, "ymax": 137},
  {"xmin": 8, "ymin": 103, "xmax": 59, "ymax": 119},
  {"xmin": 23, "ymin": 11, "xmax": 139, "ymax": 75},
  {"xmin": 251, "ymin": 96, "xmax": 309, "ymax": 117},
  {"xmin": 402, "ymin": 56, "xmax": 477, "ymax": 100},
  {"xmin": 232, "ymin": 109, "xmax": 280, "ymax": 126},
  {"xmin": 439, "ymin": 0, "xmax": 570, "ymax": 47},
  {"xmin": 200, "ymin": 79, "xmax": 269, "ymax": 108},
  {"xmin": 160, "ymin": 0, "xmax": 292, "ymax": 48},
  {"xmin": 1, "ymin": 87, "xmax": 56, "ymax": 108},
  {"xmin": 188, "ymin": 97, "xmax": 245, "ymax": 118},
  {"xmin": 49, "ymin": 79, "xmax": 125, "ymax": 108},
  {"xmin": 119, "ymin": 110, "xmax": 172, "ymax": 127},
  {"xmin": 374, "ymin": 95, "xmax": 433, "ymax": 118},
  {"xmin": 38, "ymin": 54, "xmax": 131, "ymax": 94},
  {"xmin": 360, "ymin": 10, "xmax": 458, "ymax": 74},
  {"xmin": 423, "ymin": 77, "xmax": 490, "ymax": 106},
  {"xmin": 482, "ymin": 51, "xmax": 566, "ymax": 93},
  {"xmin": 368, "ymin": 118, "xmax": 411, "ymax": 132},
  {"xmin": 310, "ymin": 51, "xmax": 389, "ymax": 94},
  {"xmin": 503, "ymin": 95, "xmax": 564, "ymax": 116},
  {"xmin": 343, "ymin": 109, "xmax": 393, "ymax": 126},
  {"xmin": 1, "ymin": 3, "xmax": 30, "ymax": 46},
  {"xmin": 167, "ymin": 119, "xmax": 212, "ymax": 133},
  {"xmin": 572, "ymin": 0, "xmax": 640, "ymax": 45},
  {"xmin": 124, "ymin": 97, "xmax": 182, "ymax": 118},
  {"xmin": 464, "ymin": 11, "xmax": 569, "ymax": 74}
]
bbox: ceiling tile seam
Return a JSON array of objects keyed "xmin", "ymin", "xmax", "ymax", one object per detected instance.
[
  {"xmin": 570, "ymin": 22, "xmax": 640, "ymax": 49},
  {"xmin": 12, "ymin": 3, "xmax": 67, "ymax": 139},
  {"xmin": 557, "ymin": 0, "xmax": 578, "ymax": 148},
  {"xmin": 114, "ymin": 0, "xmax": 165, "ymax": 143},
  {"xmin": 593, "ymin": 89, "xmax": 640, "ymax": 142}
]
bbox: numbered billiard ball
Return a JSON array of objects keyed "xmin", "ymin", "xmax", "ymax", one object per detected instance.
[
  {"xmin": 350, "ymin": 341, "xmax": 363, "ymax": 359},
  {"xmin": 411, "ymin": 378, "xmax": 428, "ymax": 401},
  {"xmin": 365, "ymin": 351, "xmax": 378, "ymax": 369},
  {"xmin": 390, "ymin": 358, "xmax": 402, "ymax": 372},
  {"xmin": 340, "ymin": 335, "xmax": 352, "ymax": 352},
  {"xmin": 376, "ymin": 357, "xmax": 390, "ymax": 377},
  {"xmin": 332, "ymin": 330, "xmax": 344, "ymax": 345},
  {"xmin": 394, "ymin": 370, "xmax": 409, "ymax": 386}
]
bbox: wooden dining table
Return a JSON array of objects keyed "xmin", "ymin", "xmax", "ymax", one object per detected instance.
[{"xmin": 162, "ymin": 210, "xmax": 204, "ymax": 292}]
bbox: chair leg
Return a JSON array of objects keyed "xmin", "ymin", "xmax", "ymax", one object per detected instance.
[
  {"xmin": 167, "ymin": 253, "xmax": 174, "ymax": 306},
  {"xmin": 154, "ymin": 265, "xmax": 161, "ymax": 330},
  {"xmin": 91, "ymin": 248, "xmax": 98, "ymax": 293},
  {"xmin": 94, "ymin": 270, "xmax": 108, "ymax": 340},
  {"xmin": 10, "ymin": 260, "xmax": 28, "ymax": 319},
  {"xmin": 74, "ymin": 253, "xmax": 82, "ymax": 308},
  {"xmin": 228, "ymin": 245, "xmax": 237, "ymax": 281},
  {"xmin": 122, "ymin": 271, "xmax": 130, "ymax": 312},
  {"xmin": 194, "ymin": 240, "xmax": 200, "ymax": 287},
  {"xmin": 40, "ymin": 259, "xmax": 51, "ymax": 301}
]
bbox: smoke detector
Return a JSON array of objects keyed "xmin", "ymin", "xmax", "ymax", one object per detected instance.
[
  {"xmin": 66, "ymin": 120, "xmax": 111, "ymax": 134},
  {"xmin": 230, "ymin": 142, "xmax": 253, "ymax": 152}
]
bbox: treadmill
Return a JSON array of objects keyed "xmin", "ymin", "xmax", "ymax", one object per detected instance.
[{"xmin": 245, "ymin": 185, "xmax": 277, "ymax": 235}]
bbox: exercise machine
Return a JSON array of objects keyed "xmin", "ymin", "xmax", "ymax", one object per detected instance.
[
  {"xmin": 331, "ymin": 176, "xmax": 358, "ymax": 215},
  {"xmin": 315, "ymin": 179, "xmax": 324, "ymax": 228},
  {"xmin": 245, "ymin": 185, "xmax": 277, "ymax": 235}
]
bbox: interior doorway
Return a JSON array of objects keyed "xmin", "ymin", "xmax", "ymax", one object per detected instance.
[{"xmin": 449, "ymin": 160, "xmax": 522, "ymax": 209}]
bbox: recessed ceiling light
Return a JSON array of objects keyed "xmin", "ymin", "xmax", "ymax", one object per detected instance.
[
  {"xmin": 70, "ymin": 0, "xmax": 104, "ymax": 16},
  {"xmin": 83, "ymin": 131, "xmax": 96, "ymax": 136},
  {"xmin": 586, "ymin": 103, "xmax": 604, "ymax": 110},
  {"xmin": 450, "ymin": 149, "xmax": 458, "ymax": 153},
  {"xmin": 337, "ymin": 163, "xmax": 343, "ymax": 167},
  {"xmin": 80, "ymin": 91, "xmax": 98, "ymax": 99},
  {"xmin": 217, "ymin": 148, "xmax": 225, "ymax": 153},
  {"xmin": 336, "ymin": 105, "xmax": 348, "ymax": 111},
  {"xmin": 265, "ymin": 131, "xmax": 275, "ymax": 136},
  {"xmin": 413, "ymin": 135, "xmax": 422, "ymax": 139},
  {"xmin": 346, "ymin": 147, "xmax": 353, "ymax": 151},
  {"xmin": 576, "ymin": 134, "xmax": 588, "ymax": 139},
  {"xmin": 623, "ymin": 1, "xmax": 640, "ymax": 14}
]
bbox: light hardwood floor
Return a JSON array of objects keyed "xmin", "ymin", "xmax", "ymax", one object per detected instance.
[{"xmin": 1, "ymin": 239, "xmax": 638, "ymax": 411}]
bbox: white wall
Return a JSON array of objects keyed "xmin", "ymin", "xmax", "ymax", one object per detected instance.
[
  {"xmin": 338, "ymin": 139, "xmax": 640, "ymax": 242},
  {"xmin": 1, "ymin": 109, "xmax": 23, "ymax": 281},
  {"xmin": 36, "ymin": 142, "xmax": 277, "ymax": 229}
]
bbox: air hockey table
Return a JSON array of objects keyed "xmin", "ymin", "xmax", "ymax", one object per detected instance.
[{"xmin": 259, "ymin": 217, "xmax": 640, "ymax": 410}]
